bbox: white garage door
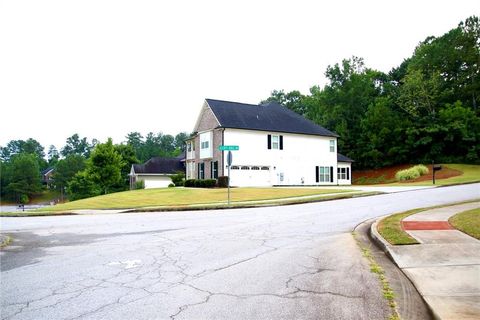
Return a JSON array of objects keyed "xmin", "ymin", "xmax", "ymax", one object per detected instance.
[
  {"xmin": 141, "ymin": 176, "xmax": 172, "ymax": 189},
  {"xmin": 229, "ymin": 166, "xmax": 271, "ymax": 187}
]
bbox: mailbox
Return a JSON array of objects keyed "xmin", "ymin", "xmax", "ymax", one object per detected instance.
[{"xmin": 433, "ymin": 165, "xmax": 442, "ymax": 171}]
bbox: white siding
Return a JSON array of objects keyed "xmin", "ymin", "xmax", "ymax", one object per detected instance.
[
  {"xmin": 223, "ymin": 129, "xmax": 339, "ymax": 187},
  {"xmin": 199, "ymin": 131, "xmax": 212, "ymax": 159},
  {"xmin": 337, "ymin": 162, "xmax": 352, "ymax": 185},
  {"xmin": 186, "ymin": 161, "xmax": 195, "ymax": 179},
  {"xmin": 186, "ymin": 141, "xmax": 195, "ymax": 160}
]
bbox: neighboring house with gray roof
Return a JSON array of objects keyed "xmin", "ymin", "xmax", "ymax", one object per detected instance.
[
  {"xmin": 129, "ymin": 156, "xmax": 184, "ymax": 189},
  {"xmin": 185, "ymin": 99, "xmax": 353, "ymax": 186}
]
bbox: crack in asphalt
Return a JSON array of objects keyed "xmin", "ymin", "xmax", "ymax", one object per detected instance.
[
  {"xmin": 1, "ymin": 208, "xmax": 395, "ymax": 320},
  {"xmin": 3, "ymin": 231, "xmax": 359, "ymax": 320}
]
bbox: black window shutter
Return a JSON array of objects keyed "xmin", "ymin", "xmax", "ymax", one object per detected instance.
[
  {"xmin": 210, "ymin": 162, "xmax": 213, "ymax": 179},
  {"xmin": 280, "ymin": 135, "xmax": 283, "ymax": 150},
  {"xmin": 330, "ymin": 167, "xmax": 334, "ymax": 182},
  {"xmin": 267, "ymin": 134, "xmax": 271, "ymax": 149},
  {"xmin": 316, "ymin": 166, "xmax": 319, "ymax": 183},
  {"xmin": 197, "ymin": 163, "xmax": 200, "ymax": 179},
  {"xmin": 347, "ymin": 167, "xmax": 350, "ymax": 180}
]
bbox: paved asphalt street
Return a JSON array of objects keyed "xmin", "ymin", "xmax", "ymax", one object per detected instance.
[{"xmin": 1, "ymin": 184, "xmax": 479, "ymax": 320}]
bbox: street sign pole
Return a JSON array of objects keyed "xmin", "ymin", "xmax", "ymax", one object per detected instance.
[
  {"xmin": 227, "ymin": 150, "xmax": 232, "ymax": 206},
  {"xmin": 228, "ymin": 162, "xmax": 231, "ymax": 205},
  {"xmin": 220, "ymin": 146, "xmax": 237, "ymax": 206}
]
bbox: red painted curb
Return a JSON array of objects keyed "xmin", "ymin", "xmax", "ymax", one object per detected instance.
[{"xmin": 402, "ymin": 221, "xmax": 453, "ymax": 230}]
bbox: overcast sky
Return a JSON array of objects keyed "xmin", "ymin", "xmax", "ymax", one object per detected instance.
[{"xmin": 0, "ymin": 0, "xmax": 478, "ymax": 151}]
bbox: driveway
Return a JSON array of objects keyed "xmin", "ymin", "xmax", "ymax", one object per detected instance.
[{"xmin": 1, "ymin": 183, "xmax": 479, "ymax": 320}]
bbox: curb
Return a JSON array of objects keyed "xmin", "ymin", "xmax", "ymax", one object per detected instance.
[
  {"xmin": 369, "ymin": 217, "xmax": 441, "ymax": 320},
  {"xmin": 369, "ymin": 219, "xmax": 401, "ymax": 267}
]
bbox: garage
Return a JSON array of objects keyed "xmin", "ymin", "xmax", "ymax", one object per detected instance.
[{"xmin": 229, "ymin": 165, "xmax": 272, "ymax": 187}]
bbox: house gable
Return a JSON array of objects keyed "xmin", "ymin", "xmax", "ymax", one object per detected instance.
[{"xmin": 193, "ymin": 101, "xmax": 221, "ymax": 133}]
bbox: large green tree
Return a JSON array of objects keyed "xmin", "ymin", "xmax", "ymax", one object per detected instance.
[
  {"xmin": 5, "ymin": 153, "xmax": 42, "ymax": 201},
  {"xmin": 113, "ymin": 144, "xmax": 139, "ymax": 190},
  {"xmin": 54, "ymin": 154, "xmax": 87, "ymax": 192},
  {"xmin": 0, "ymin": 138, "xmax": 47, "ymax": 169},
  {"xmin": 86, "ymin": 138, "xmax": 125, "ymax": 194},
  {"xmin": 67, "ymin": 171, "xmax": 101, "ymax": 201},
  {"xmin": 61, "ymin": 134, "xmax": 95, "ymax": 158}
]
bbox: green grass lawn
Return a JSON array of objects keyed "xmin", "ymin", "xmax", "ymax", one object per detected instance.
[
  {"xmin": 449, "ymin": 208, "xmax": 480, "ymax": 240},
  {"xmin": 377, "ymin": 209, "xmax": 420, "ymax": 245},
  {"xmin": 33, "ymin": 187, "xmax": 354, "ymax": 212}
]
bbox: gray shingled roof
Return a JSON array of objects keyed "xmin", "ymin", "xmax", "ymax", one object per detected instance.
[
  {"xmin": 132, "ymin": 157, "xmax": 184, "ymax": 174},
  {"xmin": 206, "ymin": 99, "xmax": 338, "ymax": 137},
  {"xmin": 337, "ymin": 153, "xmax": 354, "ymax": 162}
]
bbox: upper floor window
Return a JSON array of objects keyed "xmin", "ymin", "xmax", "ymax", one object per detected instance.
[
  {"xmin": 187, "ymin": 142, "xmax": 192, "ymax": 152},
  {"xmin": 268, "ymin": 134, "xmax": 283, "ymax": 150},
  {"xmin": 272, "ymin": 135, "xmax": 279, "ymax": 149},
  {"xmin": 329, "ymin": 140, "xmax": 335, "ymax": 152},
  {"xmin": 201, "ymin": 141, "xmax": 209, "ymax": 149}
]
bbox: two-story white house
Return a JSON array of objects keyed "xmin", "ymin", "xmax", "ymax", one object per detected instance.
[{"xmin": 185, "ymin": 99, "xmax": 353, "ymax": 187}]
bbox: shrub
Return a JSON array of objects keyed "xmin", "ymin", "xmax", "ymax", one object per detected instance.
[
  {"xmin": 67, "ymin": 171, "xmax": 101, "ymax": 200},
  {"xmin": 184, "ymin": 179, "xmax": 217, "ymax": 188},
  {"xmin": 395, "ymin": 164, "xmax": 429, "ymax": 181},
  {"xmin": 135, "ymin": 180, "xmax": 145, "ymax": 190},
  {"xmin": 168, "ymin": 183, "xmax": 175, "ymax": 188},
  {"xmin": 184, "ymin": 179, "xmax": 195, "ymax": 187},
  {"xmin": 171, "ymin": 171, "xmax": 185, "ymax": 187},
  {"xmin": 412, "ymin": 164, "xmax": 429, "ymax": 176},
  {"xmin": 19, "ymin": 194, "xmax": 29, "ymax": 204},
  {"xmin": 203, "ymin": 179, "xmax": 217, "ymax": 188},
  {"xmin": 217, "ymin": 176, "xmax": 229, "ymax": 188},
  {"xmin": 395, "ymin": 168, "xmax": 420, "ymax": 181}
]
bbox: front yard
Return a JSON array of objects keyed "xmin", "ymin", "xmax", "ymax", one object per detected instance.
[{"xmin": 20, "ymin": 187, "xmax": 357, "ymax": 214}]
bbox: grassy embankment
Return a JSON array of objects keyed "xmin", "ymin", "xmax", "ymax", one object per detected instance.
[
  {"xmin": 354, "ymin": 164, "xmax": 480, "ymax": 186},
  {"xmin": 449, "ymin": 208, "xmax": 480, "ymax": 240},
  {"xmin": 6, "ymin": 187, "xmax": 361, "ymax": 215}
]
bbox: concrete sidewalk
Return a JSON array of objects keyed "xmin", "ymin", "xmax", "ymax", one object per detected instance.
[{"xmin": 372, "ymin": 202, "xmax": 480, "ymax": 320}]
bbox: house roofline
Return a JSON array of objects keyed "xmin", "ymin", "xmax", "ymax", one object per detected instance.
[{"xmin": 220, "ymin": 126, "xmax": 339, "ymax": 138}]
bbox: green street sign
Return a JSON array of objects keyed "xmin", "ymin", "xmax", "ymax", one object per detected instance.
[{"xmin": 219, "ymin": 145, "xmax": 239, "ymax": 151}]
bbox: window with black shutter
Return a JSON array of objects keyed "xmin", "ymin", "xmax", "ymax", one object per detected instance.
[{"xmin": 212, "ymin": 161, "xmax": 218, "ymax": 179}]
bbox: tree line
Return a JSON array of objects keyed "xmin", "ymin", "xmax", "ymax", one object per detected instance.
[
  {"xmin": 262, "ymin": 16, "xmax": 480, "ymax": 169},
  {"xmin": 0, "ymin": 132, "xmax": 188, "ymax": 203}
]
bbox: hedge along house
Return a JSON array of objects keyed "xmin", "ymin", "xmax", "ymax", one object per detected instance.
[
  {"xmin": 129, "ymin": 156, "xmax": 184, "ymax": 189},
  {"xmin": 185, "ymin": 99, "xmax": 353, "ymax": 187}
]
